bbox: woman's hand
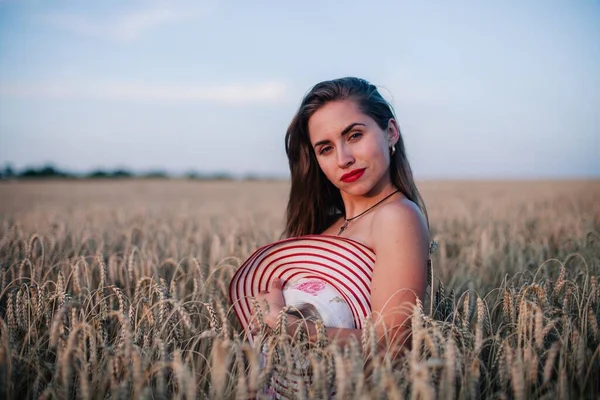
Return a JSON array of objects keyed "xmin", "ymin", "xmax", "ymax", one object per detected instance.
[{"xmin": 250, "ymin": 278, "xmax": 286, "ymax": 333}]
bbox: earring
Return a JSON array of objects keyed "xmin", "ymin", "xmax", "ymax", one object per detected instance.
[{"xmin": 390, "ymin": 145, "xmax": 396, "ymax": 156}]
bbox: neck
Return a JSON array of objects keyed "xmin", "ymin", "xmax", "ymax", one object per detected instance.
[{"xmin": 340, "ymin": 180, "xmax": 397, "ymax": 219}]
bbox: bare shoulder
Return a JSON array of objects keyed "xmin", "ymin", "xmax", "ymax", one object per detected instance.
[
  {"xmin": 370, "ymin": 198, "xmax": 430, "ymax": 253},
  {"xmin": 369, "ymin": 198, "xmax": 430, "ymax": 338}
]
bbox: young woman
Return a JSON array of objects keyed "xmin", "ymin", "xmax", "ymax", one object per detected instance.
[{"xmin": 229, "ymin": 77, "xmax": 431, "ymax": 396}]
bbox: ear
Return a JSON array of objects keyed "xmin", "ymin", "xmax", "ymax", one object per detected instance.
[{"xmin": 386, "ymin": 118, "xmax": 400, "ymax": 147}]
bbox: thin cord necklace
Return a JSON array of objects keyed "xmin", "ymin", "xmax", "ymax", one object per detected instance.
[{"xmin": 338, "ymin": 189, "xmax": 400, "ymax": 235}]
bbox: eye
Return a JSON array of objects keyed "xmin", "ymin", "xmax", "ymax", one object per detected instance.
[
  {"xmin": 349, "ymin": 132, "xmax": 362, "ymax": 141},
  {"xmin": 319, "ymin": 146, "xmax": 333, "ymax": 155}
]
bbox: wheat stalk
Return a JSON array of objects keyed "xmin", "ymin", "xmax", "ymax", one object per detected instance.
[{"xmin": 0, "ymin": 181, "xmax": 599, "ymax": 399}]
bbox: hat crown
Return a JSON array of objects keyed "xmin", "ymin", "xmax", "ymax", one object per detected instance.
[{"xmin": 283, "ymin": 278, "xmax": 355, "ymax": 328}]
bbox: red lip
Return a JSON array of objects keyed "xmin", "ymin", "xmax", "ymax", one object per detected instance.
[{"xmin": 340, "ymin": 168, "xmax": 366, "ymax": 182}]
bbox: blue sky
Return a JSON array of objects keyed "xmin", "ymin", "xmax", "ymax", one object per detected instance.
[{"xmin": 0, "ymin": 0, "xmax": 598, "ymax": 179}]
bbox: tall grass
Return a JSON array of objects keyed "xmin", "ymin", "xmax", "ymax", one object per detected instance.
[{"xmin": 0, "ymin": 180, "xmax": 598, "ymax": 399}]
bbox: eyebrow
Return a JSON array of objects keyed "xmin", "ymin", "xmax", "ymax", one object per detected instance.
[{"xmin": 313, "ymin": 122, "xmax": 366, "ymax": 148}]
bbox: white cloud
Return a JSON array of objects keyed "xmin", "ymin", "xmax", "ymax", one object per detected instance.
[
  {"xmin": 0, "ymin": 81, "xmax": 288, "ymax": 104},
  {"xmin": 33, "ymin": 5, "xmax": 206, "ymax": 42}
]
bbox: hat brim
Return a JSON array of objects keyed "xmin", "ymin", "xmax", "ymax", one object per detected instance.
[{"xmin": 229, "ymin": 234, "xmax": 375, "ymax": 343}]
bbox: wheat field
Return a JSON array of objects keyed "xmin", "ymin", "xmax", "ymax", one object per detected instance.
[{"xmin": 0, "ymin": 179, "xmax": 599, "ymax": 399}]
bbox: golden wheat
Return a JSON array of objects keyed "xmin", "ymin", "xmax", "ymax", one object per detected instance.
[{"xmin": 0, "ymin": 179, "xmax": 598, "ymax": 399}]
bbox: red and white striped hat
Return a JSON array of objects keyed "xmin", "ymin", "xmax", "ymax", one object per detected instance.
[{"xmin": 229, "ymin": 234, "xmax": 376, "ymax": 342}]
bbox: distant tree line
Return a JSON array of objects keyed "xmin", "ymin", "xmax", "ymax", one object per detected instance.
[{"xmin": 0, "ymin": 163, "xmax": 246, "ymax": 181}]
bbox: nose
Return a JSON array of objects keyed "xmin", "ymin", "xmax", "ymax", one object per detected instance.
[{"xmin": 337, "ymin": 143, "xmax": 355, "ymax": 168}]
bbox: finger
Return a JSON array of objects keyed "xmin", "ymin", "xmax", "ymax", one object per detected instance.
[
  {"xmin": 254, "ymin": 292, "xmax": 267, "ymax": 304},
  {"xmin": 250, "ymin": 297, "xmax": 267, "ymax": 316},
  {"xmin": 257, "ymin": 291, "xmax": 269, "ymax": 299},
  {"xmin": 257, "ymin": 297, "xmax": 270, "ymax": 314},
  {"xmin": 250, "ymin": 323, "xmax": 262, "ymax": 335},
  {"xmin": 250, "ymin": 297, "xmax": 260, "ymax": 313},
  {"xmin": 270, "ymin": 278, "xmax": 283, "ymax": 291}
]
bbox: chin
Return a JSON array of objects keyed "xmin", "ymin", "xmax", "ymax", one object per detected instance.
[{"xmin": 340, "ymin": 183, "xmax": 374, "ymax": 197}]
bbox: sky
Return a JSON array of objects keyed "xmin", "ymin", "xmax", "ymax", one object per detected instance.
[{"xmin": 0, "ymin": 0, "xmax": 598, "ymax": 179}]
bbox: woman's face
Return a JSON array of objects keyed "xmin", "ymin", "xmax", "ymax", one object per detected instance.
[{"xmin": 307, "ymin": 100, "xmax": 399, "ymax": 197}]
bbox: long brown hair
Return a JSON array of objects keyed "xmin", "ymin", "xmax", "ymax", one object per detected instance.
[{"xmin": 284, "ymin": 77, "xmax": 428, "ymax": 238}]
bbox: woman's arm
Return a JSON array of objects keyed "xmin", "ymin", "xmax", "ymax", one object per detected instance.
[{"xmin": 369, "ymin": 199, "xmax": 430, "ymax": 348}]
